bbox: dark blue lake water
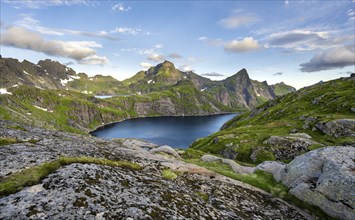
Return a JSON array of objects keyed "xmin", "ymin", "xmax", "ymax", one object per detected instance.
[{"xmin": 91, "ymin": 114, "xmax": 237, "ymax": 149}]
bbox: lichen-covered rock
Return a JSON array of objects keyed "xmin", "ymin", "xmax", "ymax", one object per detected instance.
[
  {"xmin": 119, "ymin": 138, "xmax": 158, "ymax": 150},
  {"xmin": 264, "ymin": 135, "xmax": 320, "ymax": 161},
  {"xmin": 280, "ymin": 146, "xmax": 355, "ymax": 220},
  {"xmin": 0, "ymin": 120, "xmax": 313, "ymax": 219},
  {"xmin": 201, "ymin": 154, "xmax": 254, "ymax": 174},
  {"xmin": 220, "ymin": 145, "xmax": 238, "ymax": 160},
  {"xmin": 315, "ymin": 119, "xmax": 355, "ymax": 138},
  {"xmin": 150, "ymin": 145, "xmax": 181, "ymax": 158},
  {"xmin": 255, "ymin": 161, "xmax": 286, "ymax": 182}
]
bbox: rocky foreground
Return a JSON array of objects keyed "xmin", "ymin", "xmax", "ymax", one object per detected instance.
[{"xmin": 0, "ymin": 120, "xmax": 314, "ymax": 219}]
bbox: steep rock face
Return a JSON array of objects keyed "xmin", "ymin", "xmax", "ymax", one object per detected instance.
[
  {"xmin": 134, "ymin": 98, "xmax": 177, "ymax": 115},
  {"xmin": 0, "ymin": 121, "xmax": 313, "ymax": 219},
  {"xmin": 206, "ymin": 69, "xmax": 292, "ymax": 109},
  {"xmin": 280, "ymin": 147, "xmax": 354, "ymax": 220},
  {"xmin": 0, "ymin": 57, "xmax": 77, "ymax": 90}
]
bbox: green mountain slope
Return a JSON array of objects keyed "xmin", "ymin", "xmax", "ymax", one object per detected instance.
[
  {"xmin": 0, "ymin": 85, "xmax": 131, "ymax": 133},
  {"xmin": 123, "ymin": 63, "xmax": 296, "ymax": 110},
  {"xmin": 190, "ymin": 76, "xmax": 355, "ymax": 163}
]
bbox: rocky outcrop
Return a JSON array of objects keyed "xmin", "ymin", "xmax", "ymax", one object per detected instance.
[
  {"xmin": 150, "ymin": 145, "xmax": 181, "ymax": 158},
  {"xmin": 201, "ymin": 154, "xmax": 255, "ymax": 174},
  {"xmin": 264, "ymin": 134, "xmax": 322, "ymax": 160},
  {"xmin": 258, "ymin": 146, "xmax": 355, "ymax": 220},
  {"xmin": 134, "ymin": 98, "xmax": 177, "ymax": 115},
  {"xmin": 0, "ymin": 120, "xmax": 313, "ymax": 219},
  {"xmin": 316, "ymin": 119, "xmax": 355, "ymax": 138},
  {"xmin": 255, "ymin": 161, "xmax": 286, "ymax": 182}
]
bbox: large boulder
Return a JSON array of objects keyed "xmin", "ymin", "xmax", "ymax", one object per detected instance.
[
  {"xmin": 201, "ymin": 154, "xmax": 254, "ymax": 174},
  {"xmin": 150, "ymin": 145, "xmax": 181, "ymax": 158},
  {"xmin": 315, "ymin": 119, "xmax": 355, "ymax": 138},
  {"xmin": 264, "ymin": 135, "xmax": 320, "ymax": 160},
  {"xmin": 280, "ymin": 146, "xmax": 355, "ymax": 220},
  {"xmin": 255, "ymin": 161, "xmax": 286, "ymax": 182}
]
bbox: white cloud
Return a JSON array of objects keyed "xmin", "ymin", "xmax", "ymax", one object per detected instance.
[
  {"xmin": 348, "ymin": 9, "xmax": 355, "ymax": 21},
  {"xmin": 201, "ymin": 72, "xmax": 225, "ymax": 77},
  {"xmin": 198, "ymin": 36, "xmax": 207, "ymax": 41},
  {"xmin": 267, "ymin": 29, "xmax": 330, "ymax": 51},
  {"xmin": 179, "ymin": 65, "xmax": 192, "ymax": 72},
  {"xmin": 140, "ymin": 62, "xmax": 153, "ymax": 69},
  {"xmin": 1, "ymin": 26, "xmax": 109, "ymax": 65},
  {"xmin": 147, "ymin": 54, "xmax": 165, "ymax": 62},
  {"xmin": 15, "ymin": 14, "xmax": 119, "ymax": 41},
  {"xmin": 224, "ymin": 37, "xmax": 260, "ymax": 52},
  {"xmin": 300, "ymin": 45, "xmax": 355, "ymax": 72},
  {"xmin": 155, "ymin": 44, "xmax": 163, "ymax": 49},
  {"xmin": 187, "ymin": 57, "xmax": 197, "ymax": 62},
  {"xmin": 112, "ymin": 3, "xmax": 131, "ymax": 12},
  {"xmin": 168, "ymin": 53, "xmax": 182, "ymax": 59},
  {"xmin": 3, "ymin": 0, "xmax": 91, "ymax": 9},
  {"xmin": 273, "ymin": 72, "xmax": 283, "ymax": 76},
  {"xmin": 79, "ymin": 55, "xmax": 109, "ymax": 65},
  {"xmin": 218, "ymin": 11, "xmax": 259, "ymax": 29},
  {"xmin": 111, "ymin": 27, "xmax": 140, "ymax": 36}
]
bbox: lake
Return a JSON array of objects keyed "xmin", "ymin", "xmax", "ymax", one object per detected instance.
[{"xmin": 91, "ymin": 114, "xmax": 237, "ymax": 149}]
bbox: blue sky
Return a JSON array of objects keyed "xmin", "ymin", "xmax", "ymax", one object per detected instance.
[{"xmin": 1, "ymin": 0, "xmax": 354, "ymax": 89}]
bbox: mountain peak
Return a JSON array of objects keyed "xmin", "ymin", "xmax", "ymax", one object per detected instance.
[{"xmin": 162, "ymin": 60, "xmax": 174, "ymax": 68}]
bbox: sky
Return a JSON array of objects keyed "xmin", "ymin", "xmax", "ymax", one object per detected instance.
[{"xmin": 0, "ymin": 0, "xmax": 354, "ymax": 89}]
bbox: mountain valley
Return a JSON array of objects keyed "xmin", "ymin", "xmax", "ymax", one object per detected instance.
[{"xmin": 0, "ymin": 56, "xmax": 354, "ymax": 220}]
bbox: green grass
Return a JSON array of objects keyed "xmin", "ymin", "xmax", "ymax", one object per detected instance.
[
  {"xmin": 161, "ymin": 168, "xmax": 178, "ymax": 180},
  {"xmin": 186, "ymin": 159, "xmax": 335, "ymax": 219},
  {"xmin": 0, "ymin": 156, "xmax": 142, "ymax": 197},
  {"xmin": 191, "ymin": 78, "xmax": 355, "ymax": 163},
  {"xmin": 188, "ymin": 159, "xmax": 287, "ymax": 197},
  {"xmin": 0, "ymin": 138, "xmax": 18, "ymax": 146},
  {"xmin": 7, "ymin": 125, "xmax": 27, "ymax": 131}
]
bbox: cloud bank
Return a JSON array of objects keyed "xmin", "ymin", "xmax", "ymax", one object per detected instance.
[
  {"xmin": 224, "ymin": 37, "xmax": 260, "ymax": 53},
  {"xmin": 140, "ymin": 62, "xmax": 153, "ymax": 69},
  {"xmin": 147, "ymin": 54, "xmax": 165, "ymax": 62},
  {"xmin": 218, "ymin": 11, "xmax": 259, "ymax": 29},
  {"xmin": 1, "ymin": 26, "xmax": 109, "ymax": 65},
  {"xmin": 300, "ymin": 45, "xmax": 355, "ymax": 72},
  {"xmin": 201, "ymin": 72, "xmax": 225, "ymax": 77}
]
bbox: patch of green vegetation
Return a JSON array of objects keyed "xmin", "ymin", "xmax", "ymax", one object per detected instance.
[
  {"xmin": 308, "ymin": 144, "xmax": 324, "ymax": 151},
  {"xmin": 189, "ymin": 159, "xmax": 287, "ymax": 197},
  {"xmin": 254, "ymin": 150, "xmax": 276, "ymax": 164},
  {"xmin": 7, "ymin": 125, "xmax": 27, "ymax": 131},
  {"xmin": 191, "ymin": 78, "xmax": 355, "ymax": 163},
  {"xmin": 161, "ymin": 168, "xmax": 178, "ymax": 180},
  {"xmin": 0, "ymin": 156, "xmax": 142, "ymax": 197},
  {"xmin": 195, "ymin": 191, "xmax": 209, "ymax": 201},
  {"xmin": 0, "ymin": 137, "xmax": 18, "ymax": 146},
  {"xmin": 181, "ymin": 148, "xmax": 205, "ymax": 159},
  {"xmin": 0, "ymin": 85, "xmax": 133, "ymax": 134},
  {"xmin": 27, "ymin": 139, "xmax": 39, "ymax": 144}
]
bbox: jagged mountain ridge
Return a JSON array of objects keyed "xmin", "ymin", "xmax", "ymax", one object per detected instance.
[
  {"xmin": 122, "ymin": 61, "xmax": 296, "ymax": 109},
  {"xmin": 0, "ymin": 57, "xmax": 295, "ymax": 110}
]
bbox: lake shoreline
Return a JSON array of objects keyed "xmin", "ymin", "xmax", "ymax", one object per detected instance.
[
  {"xmin": 90, "ymin": 113, "xmax": 239, "ymax": 148},
  {"xmin": 89, "ymin": 112, "xmax": 240, "ymax": 135}
]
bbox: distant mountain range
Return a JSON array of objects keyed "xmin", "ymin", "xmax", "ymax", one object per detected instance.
[
  {"xmin": 0, "ymin": 56, "xmax": 296, "ymax": 133},
  {"xmin": 0, "ymin": 57, "xmax": 295, "ymax": 110}
]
